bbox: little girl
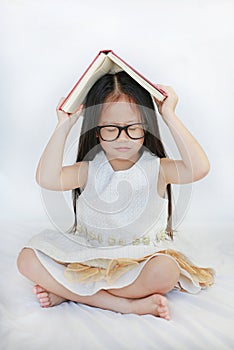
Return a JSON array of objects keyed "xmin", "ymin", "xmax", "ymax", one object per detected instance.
[{"xmin": 17, "ymin": 71, "xmax": 214, "ymax": 321}]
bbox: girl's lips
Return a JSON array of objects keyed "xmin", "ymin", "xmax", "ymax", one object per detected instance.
[{"xmin": 115, "ymin": 147, "xmax": 131, "ymax": 152}]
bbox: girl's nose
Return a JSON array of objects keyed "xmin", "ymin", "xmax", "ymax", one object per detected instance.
[{"xmin": 117, "ymin": 129, "xmax": 129, "ymax": 141}]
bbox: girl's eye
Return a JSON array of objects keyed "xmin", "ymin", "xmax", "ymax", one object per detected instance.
[{"xmin": 106, "ymin": 127, "xmax": 117, "ymax": 132}]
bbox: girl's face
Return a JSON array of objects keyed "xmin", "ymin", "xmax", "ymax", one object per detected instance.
[{"xmin": 98, "ymin": 95, "xmax": 145, "ymax": 163}]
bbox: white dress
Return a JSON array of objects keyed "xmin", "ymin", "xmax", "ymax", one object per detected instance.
[{"xmin": 25, "ymin": 150, "xmax": 206, "ymax": 296}]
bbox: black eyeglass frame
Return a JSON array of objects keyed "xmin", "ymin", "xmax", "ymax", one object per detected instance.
[{"xmin": 96, "ymin": 123, "xmax": 146, "ymax": 142}]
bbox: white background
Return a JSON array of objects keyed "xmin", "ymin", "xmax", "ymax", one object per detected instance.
[{"xmin": 0, "ymin": 0, "xmax": 233, "ymax": 229}]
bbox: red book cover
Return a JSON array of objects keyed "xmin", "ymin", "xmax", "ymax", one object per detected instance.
[{"xmin": 59, "ymin": 50, "xmax": 167, "ymax": 112}]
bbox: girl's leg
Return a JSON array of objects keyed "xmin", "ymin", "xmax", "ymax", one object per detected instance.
[
  {"xmin": 32, "ymin": 284, "xmax": 169, "ymax": 320},
  {"xmin": 17, "ymin": 248, "xmax": 177, "ymax": 320},
  {"xmin": 17, "ymin": 249, "xmax": 130, "ymax": 313},
  {"xmin": 108, "ymin": 255, "xmax": 180, "ymax": 298}
]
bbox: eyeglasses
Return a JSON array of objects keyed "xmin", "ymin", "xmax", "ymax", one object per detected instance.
[{"xmin": 96, "ymin": 123, "xmax": 145, "ymax": 142}]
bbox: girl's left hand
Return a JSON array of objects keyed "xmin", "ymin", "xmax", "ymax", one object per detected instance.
[{"xmin": 154, "ymin": 85, "xmax": 178, "ymax": 121}]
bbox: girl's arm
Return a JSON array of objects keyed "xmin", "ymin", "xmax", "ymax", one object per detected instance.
[
  {"xmin": 36, "ymin": 100, "xmax": 87, "ymax": 191},
  {"xmin": 155, "ymin": 86, "xmax": 210, "ymax": 185}
]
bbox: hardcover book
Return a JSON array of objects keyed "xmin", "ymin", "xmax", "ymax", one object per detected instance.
[{"xmin": 59, "ymin": 50, "xmax": 167, "ymax": 113}]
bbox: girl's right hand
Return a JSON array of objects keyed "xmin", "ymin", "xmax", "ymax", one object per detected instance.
[{"xmin": 56, "ymin": 98, "xmax": 83, "ymax": 133}]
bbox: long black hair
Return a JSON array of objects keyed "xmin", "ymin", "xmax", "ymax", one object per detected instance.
[{"xmin": 71, "ymin": 71, "xmax": 173, "ymax": 238}]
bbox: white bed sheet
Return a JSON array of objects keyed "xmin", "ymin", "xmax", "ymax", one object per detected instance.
[{"xmin": 0, "ymin": 220, "xmax": 234, "ymax": 350}]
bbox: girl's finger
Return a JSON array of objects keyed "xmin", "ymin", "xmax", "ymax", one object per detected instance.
[
  {"xmin": 74, "ymin": 104, "xmax": 84, "ymax": 114},
  {"xmin": 71, "ymin": 104, "xmax": 84, "ymax": 118},
  {"xmin": 56, "ymin": 97, "xmax": 66, "ymax": 110},
  {"xmin": 153, "ymin": 97, "xmax": 163, "ymax": 107}
]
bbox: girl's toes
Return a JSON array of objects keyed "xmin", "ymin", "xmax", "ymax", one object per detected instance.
[
  {"xmin": 33, "ymin": 285, "xmax": 45, "ymax": 294},
  {"xmin": 33, "ymin": 286, "xmax": 39, "ymax": 294},
  {"xmin": 157, "ymin": 305, "xmax": 170, "ymax": 320},
  {"xmin": 162, "ymin": 315, "xmax": 170, "ymax": 321},
  {"xmin": 160, "ymin": 310, "xmax": 170, "ymax": 319},
  {"xmin": 157, "ymin": 305, "xmax": 167, "ymax": 313},
  {"xmin": 159, "ymin": 296, "xmax": 167, "ymax": 306},
  {"xmin": 36, "ymin": 292, "xmax": 48, "ymax": 299},
  {"xmin": 41, "ymin": 301, "xmax": 51, "ymax": 308},
  {"xmin": 39, "ymin": 297, "xmax": 49, "ymax": 303},
  {"xmin": 39, "ymin": 297, "xmax": 51, "ymax": 307}
]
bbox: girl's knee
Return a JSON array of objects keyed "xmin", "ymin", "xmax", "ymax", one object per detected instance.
[
  {"xmin": 150, "ymin": 255, "xmax": 180, "ymax": 293},
  {"xmin": 17, "ymin": 248, "xmax": 37, "ymax": 277}
]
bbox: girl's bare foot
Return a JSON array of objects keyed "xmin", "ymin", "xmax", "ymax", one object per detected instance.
[
  {"xmin": 33, "ymin": 285, "xmax": 67, "ymax": 308},
  {"xmin": 129, "ymin": 294, "xmax": 170, "ymax": 320}
]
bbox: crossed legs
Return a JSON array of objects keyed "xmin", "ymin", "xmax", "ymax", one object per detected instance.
[{"xmin": 17, "ymin": 248, "xmax": 180, "ymax": 320}]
